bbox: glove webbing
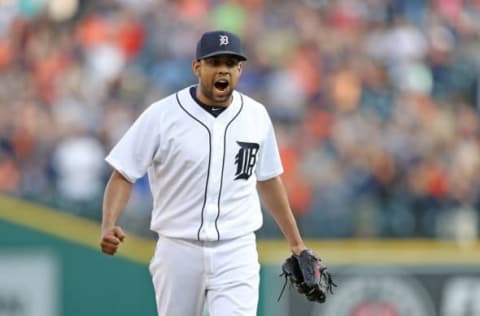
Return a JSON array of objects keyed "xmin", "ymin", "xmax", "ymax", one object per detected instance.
[{"xmin": 320, "ymin": 267, "xmax": 337, "ymax": 295}]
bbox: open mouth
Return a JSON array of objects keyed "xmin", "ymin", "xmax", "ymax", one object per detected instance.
[{"xmin": 214, "ymin": 80, "xmax": 229, "ymax": 91}]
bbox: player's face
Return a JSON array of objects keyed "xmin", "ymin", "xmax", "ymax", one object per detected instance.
[{"xmin": 193, "ymin": 55, "xmax": 243, "ymax": 107}]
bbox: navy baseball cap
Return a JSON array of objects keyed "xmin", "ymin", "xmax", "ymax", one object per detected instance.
[{"xmin": 196, "ymin": 30, "xmax": 247, "ymax": 61}]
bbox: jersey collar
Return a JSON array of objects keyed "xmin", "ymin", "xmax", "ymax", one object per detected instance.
[{"xmin": 176, "ymin": 86, "xmax": 242, "ymax": 126}]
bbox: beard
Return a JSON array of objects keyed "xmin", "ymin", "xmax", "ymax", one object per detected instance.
[{"xmin": 198, "ymin": 82, "xmax": 233, "ymax": 106}]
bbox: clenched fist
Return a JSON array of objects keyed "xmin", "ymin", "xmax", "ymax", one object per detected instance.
[{"xmin": 100, "ymin": 226, "xmax": 126, "ymax": 255}]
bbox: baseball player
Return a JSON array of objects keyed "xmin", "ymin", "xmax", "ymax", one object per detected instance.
[{"xmin": 100, "ymin": 30, "xmax": 318, "ymax": 316}]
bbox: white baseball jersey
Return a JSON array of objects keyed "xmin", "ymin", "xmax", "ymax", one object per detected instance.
[{"xmin": 106, "ymin": 86, "xmax": 283, "ymax": 241}]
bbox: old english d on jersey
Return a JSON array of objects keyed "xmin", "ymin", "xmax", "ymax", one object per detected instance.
[{"xmin": 105, "ymin": 87, "xmax": 283, "ymax": 241}]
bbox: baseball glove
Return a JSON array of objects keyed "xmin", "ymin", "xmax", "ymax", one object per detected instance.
[{"xmin": 278, "ymin": 249, "xmax": 336, "ymax": 303}]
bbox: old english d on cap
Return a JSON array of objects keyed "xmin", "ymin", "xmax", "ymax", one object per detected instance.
[{"xmin": 196, "ymin": 30, "xmax": 247, "ymax": 61}]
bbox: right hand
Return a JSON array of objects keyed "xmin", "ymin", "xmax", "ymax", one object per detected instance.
[{"xmin": 100, "ymin": 226, "xmax": 126, "ymax": 255}]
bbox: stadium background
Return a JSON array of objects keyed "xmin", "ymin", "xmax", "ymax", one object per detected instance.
[{"xmin": 1, "ymin": 0, "xmax": 480, "ymax": 315}]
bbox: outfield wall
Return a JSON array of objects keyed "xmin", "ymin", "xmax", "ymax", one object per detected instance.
[{"xmin": 1, "ymin": 195, "xmax": 480, "ymax": 316}]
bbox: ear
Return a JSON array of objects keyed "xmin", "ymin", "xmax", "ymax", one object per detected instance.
[
  {"xmin": 192, "ymin": 60, "xmax": 201, "ymax": 77},
  {"xmin": 237, "ymin": 62, "xmax": 243, "ymax": 75}
]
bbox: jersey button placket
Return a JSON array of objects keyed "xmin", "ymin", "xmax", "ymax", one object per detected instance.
[{"xmin": 203, "ymin": 122, "xmax": 224, "ymax": 240}]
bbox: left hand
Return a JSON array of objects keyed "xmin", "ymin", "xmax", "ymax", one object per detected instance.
[{"xmin": 278, "ymin": 249, "xmax": 337, "ymax": 303}]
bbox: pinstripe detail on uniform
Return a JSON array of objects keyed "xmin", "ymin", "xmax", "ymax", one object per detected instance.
[
  {"xmin": 215, "ymin": 94, "xmax": 244, "ymax": 241},
  {"xmin": 175, "ymin": 92, "xmax": 212, "ymax": 241}
]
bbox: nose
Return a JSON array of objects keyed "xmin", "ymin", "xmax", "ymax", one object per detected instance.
[{"xmin": 217, "ymin": 63, "xmax": 230, "ymax": 73}]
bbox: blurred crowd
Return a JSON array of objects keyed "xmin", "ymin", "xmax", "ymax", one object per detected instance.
[{"xmin": 1, "ymin": 0, "xmax": 480, "ymax": 240}]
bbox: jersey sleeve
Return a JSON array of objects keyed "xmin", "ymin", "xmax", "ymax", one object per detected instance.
[
  {"xmin": 255, "ymin": 111, "xmax": 284, "ymax": 181},
  {"xmin": 105, "ymin": 106, "xmax": 159, "ymax": 183}
]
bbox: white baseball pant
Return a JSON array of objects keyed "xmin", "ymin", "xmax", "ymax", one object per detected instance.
[{"xmin": 149, "ymin": 233, "xmax": 260, "ymax": 316}]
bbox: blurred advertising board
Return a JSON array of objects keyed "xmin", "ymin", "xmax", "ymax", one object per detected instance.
[
  {"xmin": 0, "ymin": 252, "xmax": 59, "ymax": 316},
  {"xmin": 264, "ymin": 264, "xmax": 480, "ymax": 316}
]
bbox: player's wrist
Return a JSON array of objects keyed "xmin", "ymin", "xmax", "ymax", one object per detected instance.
[
  {"xmin": 101, "ymin": 223, "xmax": 116, "ymax": 235},
  {"xmin": 291, "ymin": 244, "xmax": 306, "ymax": 256}
]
